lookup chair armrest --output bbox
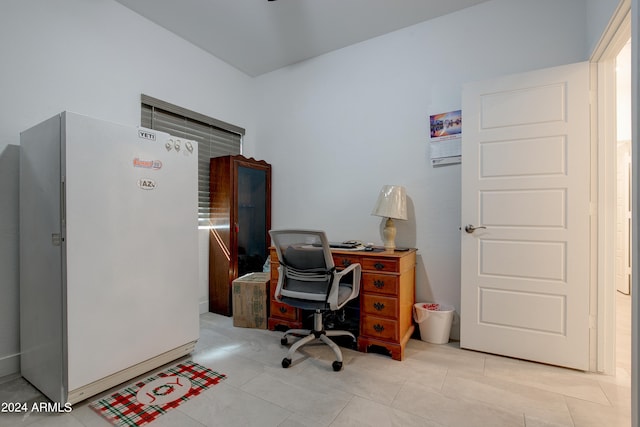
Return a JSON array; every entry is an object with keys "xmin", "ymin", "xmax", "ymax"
[
  {"xmin": 328, "ymin": 262, "xmax": 361, "ymax": 310},
  {"xmin": 274, "ymin": 265, "xmax": 285, "ymax": 302}
]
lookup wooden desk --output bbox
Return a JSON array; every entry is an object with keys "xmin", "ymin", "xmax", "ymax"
[{"xmin": 268, "ymin": 247, "xmax": 417, "ymax": 361}]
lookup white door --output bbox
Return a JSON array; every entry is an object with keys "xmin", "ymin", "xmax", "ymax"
[{"xmin": 460, "ymin": 62, "xmax": 591, "ymax": 370}]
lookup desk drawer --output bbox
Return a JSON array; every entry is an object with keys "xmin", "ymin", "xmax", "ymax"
[
  {"xmin": 362, "ymin": 294, "xmax": 397, "ymax": 318},
  {"xmin": 362, "ymin": 273, "xmax": 399, "ymax": 296},
  {"xmin": 270, "ymin": 300, "xmax": 297, "ymax": 320},
  {"xmin": 362, "ymin": 258, "xmax": 399, "ymax": 273},
  {"xmin": 361, "ymin": 316, "xmax": 398, "ymax": 341},
  {"xmin": 333, "ymin": 255, "xmax": 361, "ymax": 269}
]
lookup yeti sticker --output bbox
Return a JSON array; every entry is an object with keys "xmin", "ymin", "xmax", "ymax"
[{"xmin": 138, "ymin": 130, "xmax": 156, "ymax": 141}]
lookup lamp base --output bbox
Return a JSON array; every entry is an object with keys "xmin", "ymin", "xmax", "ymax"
[{"xmin": 382, "ymin": 217, "xmax": 397, "ymax": 251}]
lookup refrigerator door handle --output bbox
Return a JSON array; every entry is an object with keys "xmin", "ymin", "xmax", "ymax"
[{"xmin": 60, "ymin": 178, "xmax": 66, "ymax": 242}]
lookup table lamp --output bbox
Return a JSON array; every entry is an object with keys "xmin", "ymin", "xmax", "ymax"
[{"xmin": 371, "ymin": 185, "xmax": 407, "ymax": 250}]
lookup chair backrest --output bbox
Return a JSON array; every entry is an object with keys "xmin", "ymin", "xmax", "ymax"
[
  {"xmin": 269, "ymin": 230, "xmax": 335, "ymax": 271},
  {"xmin": 269, "ymin": 230, "xmax": 337, "ymax": 301}
]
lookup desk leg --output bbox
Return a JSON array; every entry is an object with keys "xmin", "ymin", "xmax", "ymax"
[{"xmin": 357, "ymin": 325, "xmax": 414, "ymax": 361}]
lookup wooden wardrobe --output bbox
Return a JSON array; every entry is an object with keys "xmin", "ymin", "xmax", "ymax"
[{"xmin": 208, "ymin": 155, "xmax": 271, "ymax": 316}]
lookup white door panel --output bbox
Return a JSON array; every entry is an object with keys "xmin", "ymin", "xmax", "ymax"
[
  {"xmin": 461, "ymin": 62, "xmax": 591, "ymax": 370},
  {"xmin": 479, "ymin": 136, "xmax": 567, "ymax": 179},
  {"xmin": 480, "ymin": 189, "xmax": 567, "ymax": 228}
]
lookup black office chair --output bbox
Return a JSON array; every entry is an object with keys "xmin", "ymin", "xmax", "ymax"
[{"xmin": 269, "ymin": 229, "xmax": 361, "ymax": 371}]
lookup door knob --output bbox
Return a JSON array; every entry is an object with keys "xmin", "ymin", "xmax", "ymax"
[{"xmin": 464, "ymin": 224, "xmax": 487, "ymax": 233}]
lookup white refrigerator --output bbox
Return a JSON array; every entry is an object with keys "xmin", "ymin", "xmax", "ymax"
[{"xmin": 20, "ymin": 112, "xmax": 200, "ymax": 405}]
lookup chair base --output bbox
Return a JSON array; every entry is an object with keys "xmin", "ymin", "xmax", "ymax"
[{"xmin": 280, "ymin": 310, "xmax": 355, "ymax": 371}]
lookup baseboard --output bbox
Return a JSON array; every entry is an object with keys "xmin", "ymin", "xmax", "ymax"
[
  {"xmin": 0, "ymin": 353, "xmax": 20, "ymax": 379},
  {"xmin": 199, "ymin": 300, "xmax": 208, "ymax": 314}
]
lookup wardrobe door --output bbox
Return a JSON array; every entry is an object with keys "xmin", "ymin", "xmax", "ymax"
[{"xmin": 236, "ymin": 165, "xmax": 269, "ymax": 278}]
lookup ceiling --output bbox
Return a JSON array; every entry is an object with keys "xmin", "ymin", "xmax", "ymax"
[{"xmin": 114, "ymin": 0, "xmax": 490, "ymax": 77}]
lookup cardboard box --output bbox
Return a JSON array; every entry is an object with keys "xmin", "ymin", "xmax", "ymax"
[{"xmin": 232, "ymin": 272, "xmax": 269, "ymax": 329}]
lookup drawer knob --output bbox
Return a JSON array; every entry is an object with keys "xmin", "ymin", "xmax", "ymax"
[
  {"xmin": 373, "ymin": 324, "xmax": 385, "ymax": 333},
  {"xmin": 373, "ymin": 302, "xmax": 385, "ymax": 311},
  {"xmin": 374, "ymin": 262, "xmax": 385, "ymax": 270},
  {"xmin": 279, "ymin": 307, "xmax": 287, "ymax": 314},
  {"xmin": 342, "ymin": 259, "xmax": 352, "ymax": 267},
  {"xmin": 373, "ymin": 280, "xmax": 385, "ymax": 289}
]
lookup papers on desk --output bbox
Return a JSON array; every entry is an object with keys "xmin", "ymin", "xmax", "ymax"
[
  {"xmin": 311, "ymin": 242, "xmax": 367, "ymax": 251},
  {"xmin": 330, "ymin": 243, "xmax": 367, "ymax": 251},
  {"xmin": 328, "ymin": 241, "xmax": 368, "ymax": 251}
]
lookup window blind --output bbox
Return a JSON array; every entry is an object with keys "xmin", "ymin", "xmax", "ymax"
[{"xmin": 141, "ymin": 95, "xmax": 243, "ymax": 227}]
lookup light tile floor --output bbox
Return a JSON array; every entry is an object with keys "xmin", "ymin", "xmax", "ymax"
[{"xmin": 0, "ymin": 297, "xmax": 632, "ymax": 427}]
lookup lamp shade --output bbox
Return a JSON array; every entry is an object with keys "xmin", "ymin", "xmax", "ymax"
[{"xmin": 371, "ymin": 185, "xmax": 408, "ymax": 220}]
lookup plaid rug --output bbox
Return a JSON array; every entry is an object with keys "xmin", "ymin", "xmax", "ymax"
[{"xmin": 90, "ymin": 361, "xmax": 226, "ymax": 427}]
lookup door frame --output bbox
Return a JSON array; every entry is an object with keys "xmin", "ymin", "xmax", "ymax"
[{"xmin": 591, "ymin": 0, "xmax": 631, "ymax": 375}]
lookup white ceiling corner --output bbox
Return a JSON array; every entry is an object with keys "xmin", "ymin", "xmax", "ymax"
[{"xmin": 114, "ymin": 0, "xmax": 490, "ymax": 77}]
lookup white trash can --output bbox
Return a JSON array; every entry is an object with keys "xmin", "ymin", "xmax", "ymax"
[{"xmin": 413, "ymin": 303, "xmax": 454, "ymax": 344}]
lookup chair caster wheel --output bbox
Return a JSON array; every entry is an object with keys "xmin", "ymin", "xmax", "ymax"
[
  {"xmin": 281, "ymin": 337, "xmax": 288, "ymax": 345},
  {"xmin": 332, "ymin": 361, "xmax": 343, "ymax": 371},
  {"xmin": 282, "ymin": 358, "xmax": 291, "ymax": 368}
]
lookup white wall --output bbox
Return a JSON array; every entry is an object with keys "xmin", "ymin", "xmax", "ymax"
[
  {"xmin": 0, "ymin": 0, "xmax": 254, "ymax": 377},
  {"xmin": 253, "ymin": 0, "xmax": 589, "ymax": 339}
]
